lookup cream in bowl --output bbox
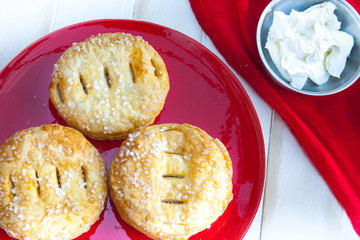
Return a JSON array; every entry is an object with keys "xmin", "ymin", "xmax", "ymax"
[
  {"xmin": 266, "ymin": 2, "xmax": 353, "ymax": 89},
  {"xmin": 257, "ymin": 0, "xmax": 360, "ymax": 95}
]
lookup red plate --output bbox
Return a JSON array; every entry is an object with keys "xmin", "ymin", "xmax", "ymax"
[{"xmin": 0, "ymin": 20, "xmax": 265, "ymax": 240}]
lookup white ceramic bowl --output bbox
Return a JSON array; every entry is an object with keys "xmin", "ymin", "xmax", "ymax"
[{"xmin": 257, "ymin": 0, "xmax": 360, "ymax": 95}]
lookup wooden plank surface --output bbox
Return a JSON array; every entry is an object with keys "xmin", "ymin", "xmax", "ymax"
[
  {"xmin": 261, "ymin": 113, "xmax": 359, "ymax": 240},
  {"xmin": 0, "ymin": 0, "xmax": 56, "ymax": 69}
]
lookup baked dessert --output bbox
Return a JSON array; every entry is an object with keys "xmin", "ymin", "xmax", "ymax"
[
  {"xmin": 109, "ymin": 123, "xmax": 233, "ymax": 240},
  {"xmin": 49, "ymin": 32, "xmax": 169, "ymax": 140},
  {"xmin": 0, "ymin": 124, "xmax": 107, "ymax": 240}
]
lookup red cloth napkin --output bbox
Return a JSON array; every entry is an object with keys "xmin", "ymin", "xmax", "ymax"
[{"xmin": 190, "ymin": 0, "xmax": 360, "ymax": 235}]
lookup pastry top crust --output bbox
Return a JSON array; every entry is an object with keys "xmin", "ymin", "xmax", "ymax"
[
  {"xmin": 109, "ymin": 123, "xmax": 233, "ymax": 240},
  {"xmin": 0, "ymin": 124, "xmax": 108, "ymax": 240},
  {"xmin": 49, "ymin": 32, "xmax": 169, "ymax": 140}
]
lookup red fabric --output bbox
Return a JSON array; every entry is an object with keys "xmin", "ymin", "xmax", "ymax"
[{"xmin": 189, "ymin": 0, "xmax": 360, "ymax": 235}]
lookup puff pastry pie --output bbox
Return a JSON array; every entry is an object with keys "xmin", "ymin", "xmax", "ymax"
[
  {"xmin": 0, "ymin": 124, "xmax": 107, "ymax": 240},
  {"xmin": 109, "ymin": 123, "xmax": 233, "ymax": 240},
  {"xmin": 49, "ymin": 32, "xmax": 169, "ymax": 140}
]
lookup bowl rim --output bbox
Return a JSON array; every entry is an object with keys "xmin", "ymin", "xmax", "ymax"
[{"xmin": 256, "ymin": 0, "xmax": 360, "ymax": 96}]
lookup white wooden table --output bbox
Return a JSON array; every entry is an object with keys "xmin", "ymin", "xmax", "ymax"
[{"xmin": 0, "ymin": 0, "xmax": 358, "ymax": 239}]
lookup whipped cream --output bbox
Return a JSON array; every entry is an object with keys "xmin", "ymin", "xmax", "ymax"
[{"xmin": 265, "ymin": 2, "xmax": 354, "ymax": 89}]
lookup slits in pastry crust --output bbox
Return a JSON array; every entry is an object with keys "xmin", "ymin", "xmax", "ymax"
[
  {"xmin": 49, "ymin": 32, "xmax": 169, "ymax": 140},
  {"xmin": 0, "ymin": 124, "xmax": 107, "ymax": 240},
  {"xmin": 109, "ymin": 123, "xmax": 233, "ymax": 240}
]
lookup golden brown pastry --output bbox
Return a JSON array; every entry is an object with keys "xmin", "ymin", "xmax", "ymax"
[
  {"xmin": 49, "ymin": 32, "xmax": 169, "ymax": 140},
  {"xmin": 0, "ymin": 124, "xmax": 107, "ymax": 240},
  {"xmin": 109, "ymin": 123, "xmax": 233, "ymax": 240}
]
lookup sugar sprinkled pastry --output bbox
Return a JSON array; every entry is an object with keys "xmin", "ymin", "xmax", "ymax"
[
  {"xmin": 0, "ymin": 124, "xmax": 107, "ymax": 240},
  {"xmin": 109, "ymin": 123, "xmax": 233, "ymax": 240},
  {"xmin": 49, "ymin": 32, "xmax": 169, "ymax": 140}
]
